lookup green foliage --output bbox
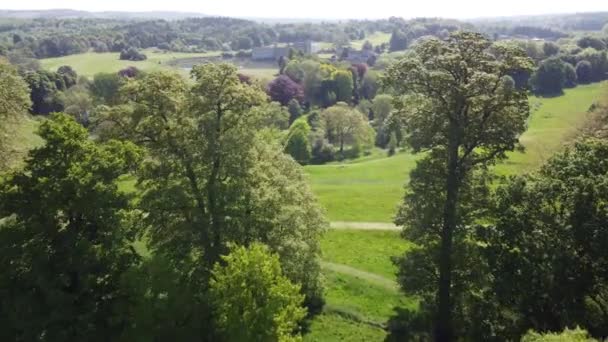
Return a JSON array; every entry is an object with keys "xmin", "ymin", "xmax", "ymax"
[
  {"xmin": 288, "ymin": 98, "xmax": 303, "ymax": 125},
  {"xmin": 320, "ymin": 103, "xmax": 373, "ymax": 158},
  {"xmin": 95, "ymin": 64, "xmax": 327, "ymax": 321},
  {"xmin": 522, "ymin": 327, "xmax": 597, "ymax": 342},
  {"xmin": 285, "ymin": 119, "xmax": 312, "ymax": 165},
  {"xmin": 387, "ymin": 132, "xmax": 397, "ymax": 156},
  {"xmin": 90, "ymin": 72, "xmax": 123, "ymax": 105},
  {"xmin": 0, "ymin": 59, "xmax": 31, "ymax": 168},
  {"xmin": 389, "ymin": 29, "xmax": 408, "ymax": 52},
  {"xmin": 530, "ymin": 57, "xmax": 569, "ymax": 95},
  {"xmin": 384, "ymin": 31, "xmax": 532, "ymax": 339},
  {"xmin": 542, "ymin": 41, "xmax": 560, "ymax": 57},
  {"xmin": 333, "ymin": 69, "xmax": 354, "ymax": 103},
  {"xmin": 483, "ymin": 139, "xmax": 608, "ymax": 338},
  {"xmin": 0, "ymin": 113, "xmax": 142, "ymax": 341},
  {"xmin": 210, "ymin": 243, "xmax": 307, "ymax": 342},
  {"xmin": 23, "ymin": 69, "xmax": 65, "ymax": 114}
]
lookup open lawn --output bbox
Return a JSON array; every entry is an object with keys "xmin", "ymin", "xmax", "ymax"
[
  {"xmin": 321, "ymin": 229, "xmax": 410, "ymax": 279},
  {"xmin": 40, "ymin": 49, "xmax": 221, "ymax": 77},
  {"xmin": 306, "ymin": 82, "xmax": 608, "ymax": 222},
  {"xmin": 303, "ymin": 313, "xmax": 386, "ymax": 342},
  {"xmin": 40, "ymin": 50, "xmax": 278, "ymax": 81}
]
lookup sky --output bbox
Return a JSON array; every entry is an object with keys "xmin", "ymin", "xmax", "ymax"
[{"xmin": 1, "ymin": 0, "xmax": 607, "ymax": 19}]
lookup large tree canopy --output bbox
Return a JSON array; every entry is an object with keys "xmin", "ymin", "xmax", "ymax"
[
  {"xmin": 384, "ymin": 31, "xmax": 532, "ymax": 340},
  {"xmin": 95, "ymin": 64, "xmax": 327, "ymax": 330},
  {"xmin": 0, "ymin": 114, "xmax": 142, "ymax": 341}
]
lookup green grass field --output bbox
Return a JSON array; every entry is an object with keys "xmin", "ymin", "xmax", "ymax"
[
  {"xmin": 306, "ymin": 82, "xmax": 607, "ymax": 222},
  {"xmin": 40, "ymin": 49, "xmax": 278, "ymax": 81},
  {"xmin": 303, "ymin": 228, "xmax": 416, "ymax": 341},
  {"xmin": 40, "ymin": 49, "xmax": 220, "ymax": 77},
  {"xmin": 351, "ymin": 32, "xmax": 392, "ymax": 50},
  {"xmin": 321, "ymin": 229, "xmax": 410, "ymax": 279}
]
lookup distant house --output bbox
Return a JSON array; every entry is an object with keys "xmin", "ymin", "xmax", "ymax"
[
  {"xmin": 336, "ymin": 48, "xmax": 376, "ymax": 64},
  {"xmin": 252, "ymin": 41, "xmax": 320, "ymax": 61}
]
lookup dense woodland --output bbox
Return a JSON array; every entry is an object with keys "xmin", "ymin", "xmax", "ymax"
[{"xmin": 1, "ymin": 9, "xmax": 608, "ymax": 342}]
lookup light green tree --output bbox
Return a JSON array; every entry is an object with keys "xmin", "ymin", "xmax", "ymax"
[
  {"xmin": 285, "ymin": 119, "xmax": 312, "ymax": 164},
  {"xmin": 95, "ymin": 64, "xmax": 327, "ymax": 322},
  {"xmin": 333, "ymin": 69, "xmax": 354, "ymax": 103},
  {"xmin": 321, "ymin": 102, "xmax": 373, "ymax": 157},
  {"xmin": 210, "ymin": 243, "xmax": 306, "ymax": 342}
]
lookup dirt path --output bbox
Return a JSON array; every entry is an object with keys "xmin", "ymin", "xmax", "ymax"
[
  {"xmin": 321, "ymin": 261, "xmax": 399, "ymax": 291},
  {"xmin": 330, "ymin": 221, "xmax": 400, "ymax": 230}
]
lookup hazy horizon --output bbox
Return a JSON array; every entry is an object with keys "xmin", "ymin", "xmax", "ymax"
[{"xmin": 1, "ymin": 0, "xmax": 607, "ymax": 20}]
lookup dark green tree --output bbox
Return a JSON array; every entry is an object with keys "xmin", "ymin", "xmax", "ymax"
[
  {"xmin": 483, "ymin": 139, "xmax": 608, "ymax": 339},
  {"xmin": 384, "ymin": 31, "xmax": 532, "ymax": 340},
  {"xmin": 0, "ymin": 114, "xmax": 142, "ymax": 341},
  {"xmin": 530, "ymin": 57, "xmax": 568, "ymax": 96}
]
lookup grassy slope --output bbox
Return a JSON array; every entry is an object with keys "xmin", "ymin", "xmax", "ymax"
[
  {"xmin": 304, "ymin": 228, "xmax": 415, "ymax": 341},
  {"xmin": 321, "ymin": 229, "xmax": 410, "ymax": 279},
  {"xmin": 306, "ymin": 82, "xmax": 607, "ymax": 222},
  {"xmin": 3, "ymin": 116, "xmax": 43, "ymax": 168},
  {"xmin": 303, "ymin": 313, "xmax": 386, "ymax": 342}
]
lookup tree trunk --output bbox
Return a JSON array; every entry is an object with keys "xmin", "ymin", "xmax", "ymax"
[{"xmin": 435, "ymin": 122, "xmax": 460, "ymax": 342}]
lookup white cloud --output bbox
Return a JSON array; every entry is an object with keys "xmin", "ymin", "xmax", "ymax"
[{"xmin": 2, "ymin": 0, "xmax": 606, "ymax": 19}]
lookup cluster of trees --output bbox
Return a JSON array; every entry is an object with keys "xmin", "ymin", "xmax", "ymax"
[
  {"xmin": 507, "ymin": 35, "xmax": 608, "ymax": 96},
  {"xmin": 383, "ymin": 31, "xmax": 608, "ymax": 341},
  {"xmin": 119, "ymin": 46, "xmax": 146, "ymax": 61},
  {"xmin": 0, "ymin": 62, "xmax": 328, "ymax": 340}
]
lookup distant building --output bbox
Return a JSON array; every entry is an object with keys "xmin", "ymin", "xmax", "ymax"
[
  {"xmin": 252, "ymin": 41, "xmax": 320, "ymax": 61},
  {"xmin": 335, "ymin": 48, "xmax": 376, "ymax": 64}
]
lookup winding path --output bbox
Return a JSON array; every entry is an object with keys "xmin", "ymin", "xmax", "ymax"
[{"xmin": 330, "ymin": 221, "xmax": 400, "ymax": 230}]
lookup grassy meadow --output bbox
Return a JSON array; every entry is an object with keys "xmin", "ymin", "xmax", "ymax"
[
  {"xmin": 305, "ymin": 82, "xmax": 608, "ymax": 222},
  {"xmin": 40, "ymin": 49, "xmax": 278, "ymax": 81}
]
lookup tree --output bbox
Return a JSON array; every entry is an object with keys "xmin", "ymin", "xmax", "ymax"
[
  {"xmin": 564, "ymin": 62, "xmax": 577, "ymax": 88},
  {"xmin": 267, "ymin": 75, "xmax": 304, "ymax": 106},
  {"xmin": 118, "ymin": 66, "xmax": 141, "ymax": 78},
  {"xmin": 0, "ymin": 59, "xmax": 31, "ymax": 169},
  {"xmin": 360, "ymin": 70, "xmax": 379, "ymax": 100},
  {"xmin": 384, "ymin": 31, "xmax": 532, "ymax": 340},
  {"xmin": 577, "ymin": 36, "xmax": 607, "ymax": 51},
  {"xmin": 370, "ymin": 94, "xmax": 394, "ymax": 147},
  {"xmin": 90, "ymin": 72, "xmax": 123, "ymax": 105},
  {"xmin": 288, "ymin": 98, "xmax": 303, "ymax": 125},
  {"xmin": 59, "ymin": 84, "xmax": 94, "ymax": 125},
  {"xmin": 57, "ymin": 65, "xmax": 78, "ymax": 88},
  {"xmin": 321, "ymin": 102, "xmax": 373, "ymax": 157},
  {"xmin": 285, "ymin": 119, "xmax": 312, "ymax": 165},
  {"xmin": 210, "ymin": 243, "xmax": 306, "ymax": 342},
  {"xmin": 542, "ymin": 41, "xmax": 560, "ymax": 57},
  {"xmin": 576, "ymin": 60, "xmax": 593, "ymax": 84},
  {"xmin": 95, "ymin": 65, "xmax": 326, "ymax": 329},
  {"xmin": 0, "ymin": 114, "xmax": 141, "ymax": 341},
  {"xmin": 278, "ymin": 55, "xmax": 289, "ymax": 75},
  {"xmin": 389, "ymin": 29, "xmax": 409, "ymax": 52},
  {"xmin": 530, "ymin": 57, "xmax": 568, "ymax": 96},
  {"xmin": 483, "ymin": 139, "xmax": 608, "ymax": 339},
  {"xmin": 119, "ymin": 47, "xmax": 147, "ymax": 61},
  {"xmin": 24, "ymin": 70, "xmax": 65, "ymax": 115},
  {"xmin": 333, "ymin": 69, "xmax": 354, "ymax": 103}
]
